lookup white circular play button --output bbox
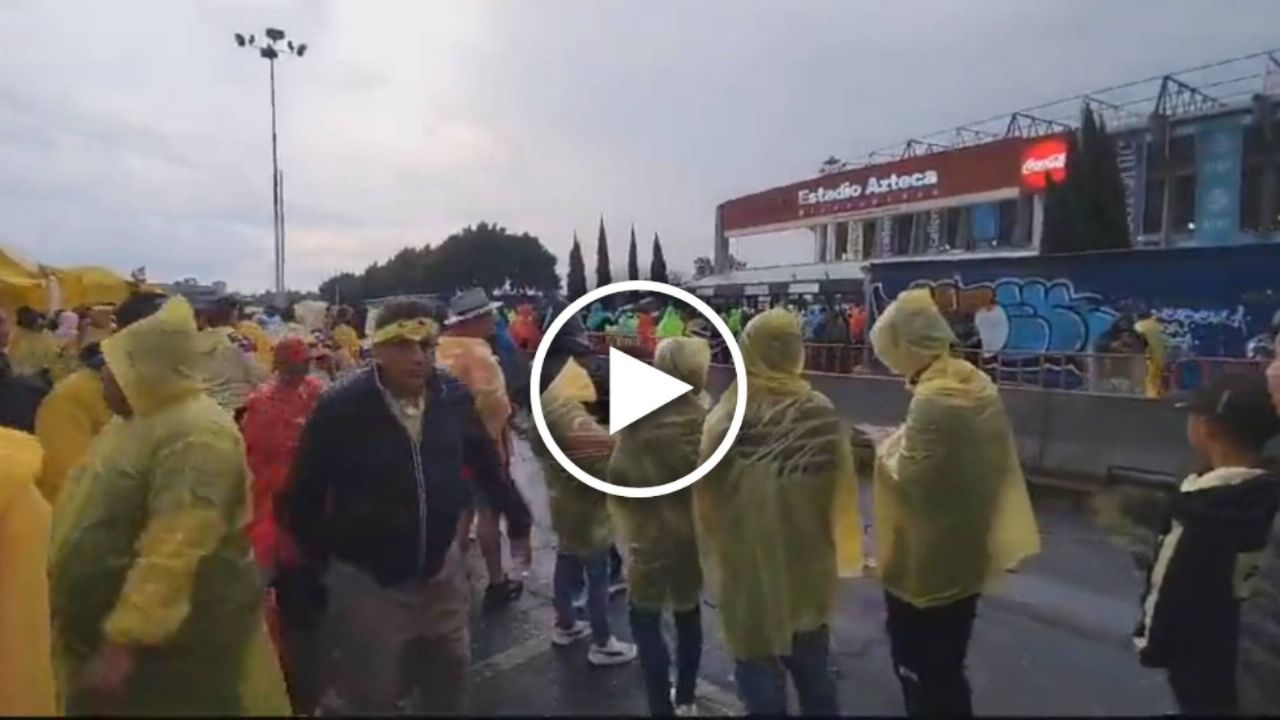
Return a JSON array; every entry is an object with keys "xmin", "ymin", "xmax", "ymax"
[{"xmin": 529, "ymin": 280, "xmax": 748, "ymax": 499}]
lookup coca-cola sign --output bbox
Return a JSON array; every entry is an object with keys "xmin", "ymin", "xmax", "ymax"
[{"xmin": 1020, "ymin": 137, "xmax": 1068, "ymax": 190}]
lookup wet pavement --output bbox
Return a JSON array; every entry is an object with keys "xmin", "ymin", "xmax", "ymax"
[{"xmin": 455, "ymin": 429, "xmax": 1176, "ymax": 716}]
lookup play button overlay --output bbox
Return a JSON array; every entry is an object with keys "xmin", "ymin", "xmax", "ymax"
[
  {"xmin": 608, "ymin": 347, "xmax": 694, "ymax": 435},
  {"xmin": 529, "ymin": 280, "xmax": 747, "ymax": 499}
]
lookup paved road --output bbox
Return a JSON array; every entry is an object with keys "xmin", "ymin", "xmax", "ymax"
[{"xmin": 454, "ymin": 432, "xmax": 1175, "ymax": 716}]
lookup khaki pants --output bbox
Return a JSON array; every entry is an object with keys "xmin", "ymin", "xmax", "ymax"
[{"xmin": 321, "ymin": 546, "xmax": 471, "ymax": 715}]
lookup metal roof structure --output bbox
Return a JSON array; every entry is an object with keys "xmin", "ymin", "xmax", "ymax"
[{"xmin": 816, "ymin": 48, "xmax": 1280, "ymax": 177}]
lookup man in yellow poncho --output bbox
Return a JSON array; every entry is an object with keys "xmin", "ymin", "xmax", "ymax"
[
  {"xmin": 330, "ymin": 305, "xmax": 363, "ymax": 365},
  {"xmin": 0, "ymin": 427, "xmax": 57, "ymax": 715},
  {"xmin": 34, "ymin": 291, "xmax": 167, "ymax": 505},
  {"xmin": 8, "ymin": 305, "xmax": 60, "ymax": 379},
  {"xmin": 607, "ymin": 337, "xmax": 711, "ymax": 715},
  {"xmin": 696, "ymin": 308, "xmax": 863, "ymax": 715},
  {"xmin": 48, "ymin": 297, "xmax": 289, "ymax": 716},
  {"xmin": 236, "ymin": 315, "xmax": 275, "ymax": 369},
  {"xmin": 193, "ymin": 297, "xmax": 269, "ymax": 419},
  {"xmin": 532, "ymin": 312, "xmax": 637, "ymax": 667},
  {"xmin": 870, "ymin": 289, "xmax": 1040, "ymax": 717},
  {"xmin": 1134, "ymin": 312, "xmax": 1166, "ymax": 399}
]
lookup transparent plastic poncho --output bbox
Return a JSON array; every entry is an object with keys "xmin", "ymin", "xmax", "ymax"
[
  {"xmin": 870, "ymin": 289, "xmax": 1041, "ymax": 608},
  {"xmin": 533, "ymin": 357, "xmax": 615, "ymax": 555},
  {"xmin": 696, "ymin": 309, "xmax": 863, "ymax": 660},
  {"xmin": 607, "ymin": 338, "xmax": 709, "ymax": 611},
  {"xmin": 48, "ymin": 298, "xmax": 289, "ymax": 715}
]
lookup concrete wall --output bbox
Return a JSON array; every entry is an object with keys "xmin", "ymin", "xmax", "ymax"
[{"xmin": 706, "ymin": 366, "xmax": 1193, "ymax": 483}]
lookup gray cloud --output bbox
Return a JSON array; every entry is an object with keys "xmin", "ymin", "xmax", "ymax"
[{"xmin": 1, "ymin": 0, "xmax": 1277, "ymax": 291}]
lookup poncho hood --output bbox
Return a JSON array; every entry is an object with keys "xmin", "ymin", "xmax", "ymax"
[
  {"xmin": 101, "ymin": 297, "xmax": 203, "ymax": 417},
  {"xmin": 870, "ymin": 288, "xmax": 957, "ymax": 378}
]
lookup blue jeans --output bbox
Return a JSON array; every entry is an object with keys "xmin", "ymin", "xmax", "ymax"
[
  {"xmin": 553, "ymin": 550, "xmax": 611, "ymax": 645},
  {"xmin": 630, "ymin": 605, "xmax": 703, "ymax": 715},
  {"xmin": 733, "ymin": 625, "xmax": 837, "ymax": 715}
]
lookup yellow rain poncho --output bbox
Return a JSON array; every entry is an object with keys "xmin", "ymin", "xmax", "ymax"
[
  {"xmin": 1134, "ymin": 316, "xmax": 1166, "ymax": 399},
  {"xmin": 533, "ymin": 358, "xmax": 615, "ymax": 555},
  {"xmin": 236, "ymin": 320, "xmax": 274, "ymax": 368},
  {"xmin": 332, "ymin": 322, "xmax": 361, "ymax": 361},
  {"xmin": 437, "ymin": 335, "xmax": 512, "ymax": 463},
  {"xmin": 8, "ymin": 325, "xmax": 61, "ymax": 377},
  {"xmin": 607, "ymin": 338, "xmax": 709, "ymax": 611},
  {"xmin": 696, "ymin": 309, "xmax": 863, "ymax": 660},
  {"xmin": 870, "ymin": 289, "xmax": 1040, "ymax": 609},
  {"xmin": 0, "ymin": 428, "xmax": 57, "ymax": 715},
  {"xmin": 34, "ymin": 367, "xmax": 112, "ymax": 504},
  {"xmin": 49, "ymin": 297, "xmax": 289, "ymax": 716},
  {"xmin": 193, "ymin": 326, "xmax": 269, "ymax": 413}
]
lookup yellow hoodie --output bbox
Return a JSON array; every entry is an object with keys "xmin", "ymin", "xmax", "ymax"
[{"xmin": 0, "ymin": 428, "xmax": 57, "ymax": 715}]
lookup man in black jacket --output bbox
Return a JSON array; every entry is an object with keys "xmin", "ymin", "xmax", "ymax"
[
  {"xmin": 0, "ymin": 309, "xmax": 49, "ymax": 431},
  {"xmin": 281, "ymin": 300, "xmax": 503, "ymax": 715}
]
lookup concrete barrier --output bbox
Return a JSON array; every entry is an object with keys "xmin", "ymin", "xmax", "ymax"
[{"xmin": 706, "ymin": 366, "xmax": 1194, "ymax": 484}]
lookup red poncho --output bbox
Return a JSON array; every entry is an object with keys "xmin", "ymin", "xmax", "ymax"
[{"xmin": 241, "ymin": 375, "xmax": 325, "ymax": 571}]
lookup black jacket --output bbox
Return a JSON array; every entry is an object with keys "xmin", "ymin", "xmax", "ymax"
[
  {"xmin": 282, "ymin": 365, "xmax": 500, "ymax": 587},
  {"xmin": 1135, "ymin": 467, "xmax": 1280, "ymax": 670},
  {"xmin": 0, "ymin": 353, "xmax": 49, "ymax": 432}
]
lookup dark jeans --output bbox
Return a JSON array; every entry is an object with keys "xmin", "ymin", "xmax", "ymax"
[
  {"xmin": 630, "ymin": 605, "xmax": 703, "ymax": 715},
  {"xmin": 553, "ymin": 550, "xmax": 611, "ymax": 644},
  {"xmin": 733, "ymin": 625, "xmax": 837, "ymax": 716},
  {"xmin": 1167, "ymin": 657, "xmax": 1237, "ymax": 716},
  {"xmin": 273, "ymin": 566, "xmax": 327, "ymax": 714},
  {"xmin": 884, "ymin": 590, "xmax": 979, "ymax": 717}
]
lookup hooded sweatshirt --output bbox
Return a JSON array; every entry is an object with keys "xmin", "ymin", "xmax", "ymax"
[
  {"xmin": 1135, "ymin": 467, "xmax": 1280, "ymax": 670},
  {"xmin": 0, "ymin": 428, "xmax": 56, "ymax": 715}
]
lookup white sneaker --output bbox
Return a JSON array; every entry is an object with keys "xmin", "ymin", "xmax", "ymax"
[
  {"xmin": 672, "ymin": 689, "xmax": 699, "ymax": 716},
  {"xmin": 551, "ymin": 620, "xmax": 592, "ymax": 647},
  {"xmin": 587, "ymin": 636, "xmax": 637, "ymax": 667}
]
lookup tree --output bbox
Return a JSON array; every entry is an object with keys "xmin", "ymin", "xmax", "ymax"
[
  {"xmin": 567, "ymin": 233, "xmax": 587, "ymax": 301},
  {"xmin": 693, "ymin": 256, "xmax": 714, "ymax": 279},
  {"xmin": 594, "ymin": 216, "xmax": 612, "ymax": 289},
  {"xmin": 316, "ymin": 221, "xmax": 560, "ymax": 304},
  {"xmin": 1042, "ymin": 104, "xmax": 1131, "ymax": 255},
  {"xmin": 650, "ymin": 232, "xmax": 668, "ymax": 284},
  {"xmin": 627, "ymin": 225, "xmax": 640, "ymax": 281}
]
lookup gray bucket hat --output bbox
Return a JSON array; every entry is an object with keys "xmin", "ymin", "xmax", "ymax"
[{"xmin": 445, "ymin": 287, "xmax": 503, "ymax": 326}]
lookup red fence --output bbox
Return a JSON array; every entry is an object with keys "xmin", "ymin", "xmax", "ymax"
[{"xmin": 584, "ymin": 332, "xmax": 1266, "ymax": 398}]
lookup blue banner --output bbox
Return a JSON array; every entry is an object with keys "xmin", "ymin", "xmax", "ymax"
[{"xmin": 1195, "ymin": 118, "xmax": 1243, "ymax": 245}]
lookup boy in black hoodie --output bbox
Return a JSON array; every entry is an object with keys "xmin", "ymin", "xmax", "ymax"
[{"xmin": 1134, "ymin": 371, "xmax": 1280, "ymax": 715}]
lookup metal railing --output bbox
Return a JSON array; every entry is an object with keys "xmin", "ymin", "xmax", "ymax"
[{"xmin": 583, "ymin": 332, "xmax": 1267, "ymax": 398}]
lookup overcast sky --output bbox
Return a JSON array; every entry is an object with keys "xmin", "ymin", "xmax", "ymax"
[{"xmin": 1, "ymin": 1, "xmax": 1277, "ymax": 292}]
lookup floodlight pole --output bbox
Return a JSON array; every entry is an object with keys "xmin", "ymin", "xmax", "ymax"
[{"xmin": 235, "ymin": 29, "xmax": 305, "ymax": 306}]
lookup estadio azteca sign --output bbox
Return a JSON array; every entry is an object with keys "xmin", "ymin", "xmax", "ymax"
[
  {"xmin": 720, "ymin": 136, "xmax": 1058, "ymax": 234},
  {"xmin": 798, "ymin": 169, "xmax": 940, "ymax": 206}
]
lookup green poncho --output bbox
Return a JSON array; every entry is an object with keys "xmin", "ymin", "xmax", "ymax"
[
  {"xmin": 870, "ymin": 289, "xmax": 1041, "ymax": 608},
  {"xmin": 607, "ymin": 338, "xmax": 709, "ymax": 611},
  {"xmin": 696, "ymin": 309, "xmax": 863, "ymax": 660},
  {"xmin": 656, "ymin": 306, "xmax": 685, "ymax": 339},
  {"xmin": 533, "ymin": 358, "xmax": 615, "ymax": 555},
  {"xmin": 49, "ymin": 298, "xmax": 289, "ymax": 716}
]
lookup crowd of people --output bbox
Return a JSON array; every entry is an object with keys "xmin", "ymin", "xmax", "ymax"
[{"xmin": 0, "ymin": 283, "xmax": 1278, "ymax": 716}]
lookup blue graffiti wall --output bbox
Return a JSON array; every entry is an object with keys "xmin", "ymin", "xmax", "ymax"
[{"xmin": 868, "ymin": 243, "xmax": 1280, "ymax": 359}]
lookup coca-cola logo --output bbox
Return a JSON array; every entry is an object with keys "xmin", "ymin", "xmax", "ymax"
[
  {"xmin": 1020, "ymin": 137, "xmax": 1069, "ymax": 190},
  {"xmin": 1022, "ymin": 153, "xmax": 1066, "ymax": 175}
]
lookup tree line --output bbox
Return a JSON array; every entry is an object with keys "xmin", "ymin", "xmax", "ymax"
[
  {"xmin": 318, "ymin": 222, "xmax": 561, "ymax": 304},
  {"xmin": 565, "ymin": 217, "xmax": 673, "ymax": 300}
]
